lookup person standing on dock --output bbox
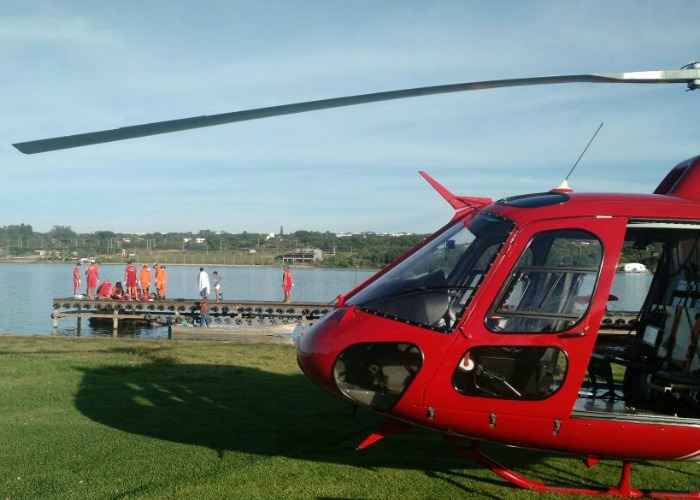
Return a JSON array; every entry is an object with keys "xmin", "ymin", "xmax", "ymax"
[
  {"xmin": 282, "ymin": 266, "xmax": 294, "ymax": 303},
  {"xmin": 153, "ymin": 264, "xmax": 161, "ymax": 298},
  {"xmin": 140, "ymin": 264, "xmax": 152, "ymax": 299},
  {"xmin": 199, "ymin": 297, "xmax": 210, "ymax": 327},
  {"xmin": 213, "ymin": 271, "xmax": 222, "ymax": 303},
  {"xmin": 124, "ymin": 260, "xmax": 138, "ymax": 300},
  {"xmin": 158, "ymin": 266, "xmax": 168, "ymax": 299},
  {"xmin": 72, "ymin": 262, "xmax": 81, "ymax": 297},
  {"xmin": 86, "ymin": 260, "xmax": 99, "ymax": 300},
  {"xmin": 198, "ymin": 267, "xmax": 210, "ymax": 298}
]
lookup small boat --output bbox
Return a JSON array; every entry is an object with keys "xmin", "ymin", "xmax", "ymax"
[{"xmin": 619, "ymin": 262, "xmax": 647, "ymax": 273}]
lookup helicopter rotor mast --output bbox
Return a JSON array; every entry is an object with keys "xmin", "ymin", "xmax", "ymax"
[{"xmin": 12, "ymin": 63, "xmax": 700, "ymax": 155}]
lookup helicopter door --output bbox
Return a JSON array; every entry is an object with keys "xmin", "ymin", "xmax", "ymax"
[{"xmin": 423, "ymin": 216, "xmax": 626, "ymax": 438}]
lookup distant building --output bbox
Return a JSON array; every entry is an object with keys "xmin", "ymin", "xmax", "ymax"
[
  {"xmin": 280, "ymin": 248, "xmax": 323, "ymax": 264},
  {"xmin": 195, "ymin": 237, "xmax": 206, "ymax": 244}
]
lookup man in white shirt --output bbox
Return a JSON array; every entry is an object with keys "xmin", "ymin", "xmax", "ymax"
[{"xmin": 198, "ymin": 267, "xmax": 210, "ymax": 298}]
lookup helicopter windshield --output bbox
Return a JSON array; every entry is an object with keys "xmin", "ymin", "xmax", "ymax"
[{"xmin": 348, "ymin": 213, "xmax": 514, "ymax": 331}]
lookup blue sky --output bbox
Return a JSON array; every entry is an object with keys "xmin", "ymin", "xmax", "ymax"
[{"xmin": 3, "ymin": 1, "xmax": 699, "ymax": 233}]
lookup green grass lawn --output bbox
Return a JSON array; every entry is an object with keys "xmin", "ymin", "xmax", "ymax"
[{"xmin": 0, "ymin": 337, "xmax": 697, "ymax": 499}]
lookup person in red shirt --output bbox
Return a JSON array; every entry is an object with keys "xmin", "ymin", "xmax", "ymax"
[
  {"xmin": 124, "ymin": 261, "xmax": 138, "ymax": 300},
  {"xmin": 97, "ymin": 280, "xmax": 113, "ymax": 298},
  {"xmin": 72, "ymin": 262, "xmax": 81, "ymax": 297},
  {"xmin": 282, "ymin": 266, "xmax": 294, "ymax": 303},
  {"xmin": 86, "ymin": 260, "xmax": 99, "ymax": 300}
]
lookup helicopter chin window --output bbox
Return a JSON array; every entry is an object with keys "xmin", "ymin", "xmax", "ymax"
[{"xmin": 333, "ymin": 343, "xmax": 423, "ymax": 411}]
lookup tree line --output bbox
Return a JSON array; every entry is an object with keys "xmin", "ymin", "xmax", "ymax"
[{"xmin": 0, "ymin": 224, "xmax": 425, "ymax": 268}]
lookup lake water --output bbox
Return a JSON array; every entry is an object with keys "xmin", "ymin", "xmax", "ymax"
[
  {"xmin": 0, "ymin": 263, "xmax": 652, "ymax": 338},
  {"xmin": 608, "ymin": 271, "xmax": 653, "ymax": 313},
  {"xmin": 0, "ymin": 263, "xmax": 374, "ymax": 337}
]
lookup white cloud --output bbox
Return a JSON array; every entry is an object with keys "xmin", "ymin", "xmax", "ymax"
[{"xmin": 0, "ymin": 15, "xmax": 120, "ymax": 46}]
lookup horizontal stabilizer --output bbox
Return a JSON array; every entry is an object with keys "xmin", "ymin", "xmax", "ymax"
[{"xmin": 419, "ymin": 171, "xmax": 492, "ymax": 210}]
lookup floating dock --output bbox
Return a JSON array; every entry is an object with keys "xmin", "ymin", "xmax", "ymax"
[
  {"xmin": 52, "ymin": 297, "xmax": 638, "ymax": 340},
  {"xmin": 51, "ymin": 297, "xmax": 331, "ymax": 338}
]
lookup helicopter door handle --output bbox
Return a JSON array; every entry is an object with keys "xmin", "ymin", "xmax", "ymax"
[{"xmin": 558, "ymin": 331, "xmax": 586, "ymax": 338}]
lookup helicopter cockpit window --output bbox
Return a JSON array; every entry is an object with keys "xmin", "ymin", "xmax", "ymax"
[
  {"xmin": 348, "ymin": 213, "xmax": 514, "ymax": 332},
  {"xmin": 487, "ymin": 229, "xmax": 603, "ymax": 333}
]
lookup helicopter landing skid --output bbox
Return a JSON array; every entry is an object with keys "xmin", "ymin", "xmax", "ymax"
[{"xmin": 455, "ymin": 443, "xmax": 700, "ymax": 499}]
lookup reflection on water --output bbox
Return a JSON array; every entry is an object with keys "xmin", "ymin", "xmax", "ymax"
[{"xmin": 0, "ymin": 263, "xmax": 374, "ymax": 337}]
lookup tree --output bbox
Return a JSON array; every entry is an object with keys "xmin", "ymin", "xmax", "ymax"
[{"xmin": 49, "ymin": 225, "xmax": 77, "ymax": 241}]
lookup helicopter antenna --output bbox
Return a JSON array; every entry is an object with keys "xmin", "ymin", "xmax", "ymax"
[
  {"xmin": 556, "ymin": 122, "xmax": 604, "ymax": 191},
  {"xmin": 566, "ymin": 121, "xmax": 604, "ymax": 181}
]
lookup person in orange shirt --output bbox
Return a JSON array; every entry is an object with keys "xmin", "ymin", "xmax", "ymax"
[
  {"xmin": 157, "ymin": 265, "xmax": 167, "ymax": 299},
  {"xmin": 140, "ymin": 264, "xmax": 152, "ymax": 300}
]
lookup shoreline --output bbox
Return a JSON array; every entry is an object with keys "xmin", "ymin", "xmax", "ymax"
[{"xmin": 0, "ymin": 260, "xmax": 378, "ymax": 272}]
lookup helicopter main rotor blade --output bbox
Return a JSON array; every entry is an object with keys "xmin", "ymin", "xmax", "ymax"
[{"xmin": 13, "ymin": 67, "xmax": 700, "ymax": 154}]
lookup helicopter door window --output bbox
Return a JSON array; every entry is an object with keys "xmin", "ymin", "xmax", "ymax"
[
  {"xmin": 487, "ymin": 229, "xmax": 603, "ymax": 333},
  {"xmin": 453, "ymin": 346, "xmax": 568, "ymax": 400}
]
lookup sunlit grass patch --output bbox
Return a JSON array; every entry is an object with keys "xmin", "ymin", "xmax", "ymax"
[{"xmin": 0, "ymin": 336, "xmax": 697, "ymax": 498}]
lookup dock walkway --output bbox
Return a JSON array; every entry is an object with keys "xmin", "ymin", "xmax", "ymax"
[{"xmin": 52, "ymin": 297, "xmax": 331, "ymax": 337}]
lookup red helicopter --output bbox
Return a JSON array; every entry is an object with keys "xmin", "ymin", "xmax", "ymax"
[{"xmin": 15, "ymin": 62, "xmax": 700, "ymax": 498}]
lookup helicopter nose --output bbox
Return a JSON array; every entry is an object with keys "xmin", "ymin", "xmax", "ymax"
[
  {"xmin": 297, "ymin": 307, "xmax": 424, "ymax": 411},
  {"xmin": 296, "ymin": 308, "xmax": 348, "ymax": 394}
]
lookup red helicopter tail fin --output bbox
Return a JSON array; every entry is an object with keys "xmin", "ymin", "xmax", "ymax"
[
  {"xmin": 654, "ymin": 155, "xmax": 700, "ymax": 202},
  {"xmin": 419, "ymin": 171, "xmax": 492, "ymax": 210}
]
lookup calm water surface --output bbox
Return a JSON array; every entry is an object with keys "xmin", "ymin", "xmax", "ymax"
[
  {"xmin": 0, "ymin": 264, "xmax": 651, "ymax": 338},
  {"xmin": 0, "ymin": 263, "xmax": 374, "ymax": 337}
]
